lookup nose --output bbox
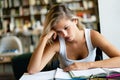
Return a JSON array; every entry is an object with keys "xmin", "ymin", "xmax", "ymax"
[{"xmin": 61, "ymin": 30, "xmax": 68, "ymax": 37}]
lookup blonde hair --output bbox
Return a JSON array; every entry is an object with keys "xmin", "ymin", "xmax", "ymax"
[{"xmin": 41, "ymin": 4, "xmax": 85, "ymax": 44}]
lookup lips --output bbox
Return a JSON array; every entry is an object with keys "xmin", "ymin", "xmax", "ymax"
[{"xmin": 65, "ymin": 37, "xmax": 70, "ymax": 41}]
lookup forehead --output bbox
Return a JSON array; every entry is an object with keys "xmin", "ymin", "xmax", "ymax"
[{"xmin": 53, "ymin": 18, "xmax": 71, "ymax": 30}]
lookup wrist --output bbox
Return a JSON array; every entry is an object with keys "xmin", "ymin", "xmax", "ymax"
[
  {"xmin": 38, "ymin": 37, "xmax": 48, "ymax": 46},
  {"xmin": 40, "ymin": 36, "xmax": 49, "ymax": 42}
]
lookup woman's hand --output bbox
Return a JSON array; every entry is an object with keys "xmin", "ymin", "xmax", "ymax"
[
  {"xmin": 44, "ymin": 30, "xmax": 57, "ymax": 40},
  {"xmin": 63, "ymin": 62, "xmax": 92, "ymax": 71}
]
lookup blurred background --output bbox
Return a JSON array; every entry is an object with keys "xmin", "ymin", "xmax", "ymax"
[{"xmin": 0, "ymin": 0, "xmax": 120, "ymax": 80}]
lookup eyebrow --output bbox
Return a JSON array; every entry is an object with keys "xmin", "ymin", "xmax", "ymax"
[
  {"xmin": 53, "ymin": 24, "xmax": 67, "ymax": 31},
  {"xmin": 64, "ymin": 25, "xmax": 68, "ymax": 27}
]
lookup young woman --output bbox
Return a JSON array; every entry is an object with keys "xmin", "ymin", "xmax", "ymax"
[{"xmin": 27, "ymin": 4, "xmax": 120, "ymax": 74}]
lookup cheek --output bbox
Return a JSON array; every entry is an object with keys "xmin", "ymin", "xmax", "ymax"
[
  {"xmin": 69, "ymin": 28, "xmax": 75, "ymax": 36},
  {"xmin": 68, "ymin": 29, "xmax": 72, "ymax": 36}
]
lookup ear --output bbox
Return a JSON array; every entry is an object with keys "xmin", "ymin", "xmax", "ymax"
[{"xmin": 72, "ymin": 18, "xmax": 78, "ymax": 24}]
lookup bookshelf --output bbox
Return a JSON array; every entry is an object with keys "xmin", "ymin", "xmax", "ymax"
[{"xmin": 0, "ymin": 0, "xmax": 99, "ymax": 53}]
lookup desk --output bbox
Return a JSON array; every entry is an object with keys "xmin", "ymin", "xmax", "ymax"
[
  {"xmin": 0, "ymin": 56, "xmax": 11, "ymax": 72},
  {"xmin": 0, "ymin": 53, "xmax": 20, "ymax": 80},
  {"xmin": 0, "ymin": 53, "xmax": 21, "ymax": 63},
  {"xmin": 0, "ymin": 56, "xmax": 11, "ymax": 64}
]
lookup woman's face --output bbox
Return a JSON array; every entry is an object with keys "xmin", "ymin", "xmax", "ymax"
[{"xmin": 54, "ymin": 18, "xmax": 77, "ymax": 42}]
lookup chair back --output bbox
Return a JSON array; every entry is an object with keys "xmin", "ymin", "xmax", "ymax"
[
  {"xmin": 0, "ymin": 35, "xmax": 23, "ymax": 54},
  {"xmin": 95, "ymin": 47, "xmax": 103, "ymax": 61}
]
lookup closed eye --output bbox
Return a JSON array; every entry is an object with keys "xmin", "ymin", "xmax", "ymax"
[{"xmin": 64, "ymin": 26, "xmax": 69, "ymax": 30}]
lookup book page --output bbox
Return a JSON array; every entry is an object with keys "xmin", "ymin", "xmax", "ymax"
[
  {"xmin": 19, "ymin": 70, "xmax": 56, "ymax": 80},
  {"xmin": 70, "ymin": 68, "xmax": 106, "ymax": 78},
  {"xmin": 55, "ymin": 68, "xmax": 72, "ymax": 79},
  {"xmin": 102, "ymin": 68, "xmax": 120, "ymax": 75}
]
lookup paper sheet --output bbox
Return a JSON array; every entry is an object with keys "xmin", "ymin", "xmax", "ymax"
[
  {"xmin": 19, "ymin": 70, "xmax": 56, "ymax": 80},
  {"xmin": 55, "ymin": 68, "xmax": 71, "ymax": 79}
]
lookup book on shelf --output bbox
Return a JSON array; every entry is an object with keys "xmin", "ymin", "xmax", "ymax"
[{"xmin": 19, "ymin": 67, "xmax": 120, "ymax": 80}]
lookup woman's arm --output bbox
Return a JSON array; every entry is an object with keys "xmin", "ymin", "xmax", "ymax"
[
  {"xmin": 27, "ymin": 30, "xmax": 59, "ymax": 74},
  {"xmin": 90, "ymin": 30, "xmax": 120, "ymax": 68},
  {"xmin": 64, "ymin": 30, "xmax": 120, "ymax": 71}
]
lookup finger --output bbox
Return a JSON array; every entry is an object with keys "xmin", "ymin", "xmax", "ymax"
[
  {"xmin": 50, "ymin": 30, "xmax": 57, "ymax": 40},
  {"xmin": 63, "ymin": 65, "xmax": 73, "ymax": 72},
  {"xmin": 63, "ymin": 67, "xmax": 70, "ymax": 72},
  {"xmin": 47, "ymin": 30, "xmax": 55, "ymax": 39},
  {"xmin": 53, "ymin": 32, "xmax": 57, "ymax": 40}
]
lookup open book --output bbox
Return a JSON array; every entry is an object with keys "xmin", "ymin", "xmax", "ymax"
[
  {"xmin": 19, "ymin": 68, "xmax": 72, "ymax": 80},
  {"xmin": 69, "ymin": 68, "xmax": 120, "ymax": 79},
  {"xmin": 19, "ymin": 69, "xmax": 56, "ymax": 80},
  {"xmin": 19, "ymin": 67, "xmax": 120, "ymax": 80}
]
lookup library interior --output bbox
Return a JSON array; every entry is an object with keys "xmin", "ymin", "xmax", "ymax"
[{"xmin": 0, "ymin": 0, "xmax": 120, "ymax": 80}]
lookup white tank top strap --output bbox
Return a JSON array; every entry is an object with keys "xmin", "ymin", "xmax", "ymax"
[
  {"xmin": 84, "ymin": 29, "xmax": 94, "ymax": 51},
  {"xmin": 58, "ymin": 36, "xmax": 66, "ymax": 56}
]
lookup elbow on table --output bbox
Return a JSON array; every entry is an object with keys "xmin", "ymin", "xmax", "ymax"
[{"xmin": 27, "ymin": 67, "xmax": 42, "ymax": 74}]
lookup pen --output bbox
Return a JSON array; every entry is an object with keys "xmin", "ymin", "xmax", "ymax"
[{"xmin": 107, "ymin": 73, "xmax": 120, "ymax": 78}]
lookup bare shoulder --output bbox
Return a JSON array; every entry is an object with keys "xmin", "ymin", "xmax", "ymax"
[
  {"xmin": 53, "ymin": 40, "xmax": 60, "ymax": 52},
  {"xmin": 46, "ymin": 39, "xmax": 60, "ymax": 53},
  {"xmin": 90, "ymin": 29, "xmax": 102, "ymax": 41},
  {"xmin": 90, "ymin": 29, "xmax": 100, "ymax": 36},
  {"xmin": 90, "ymin": 29, "xmax": 106, "ymax": 47}
]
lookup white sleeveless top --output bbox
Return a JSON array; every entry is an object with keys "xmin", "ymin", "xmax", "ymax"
[{"xmin": 58, "ymin": 29, "xmax": 96, "ymax": 68}]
